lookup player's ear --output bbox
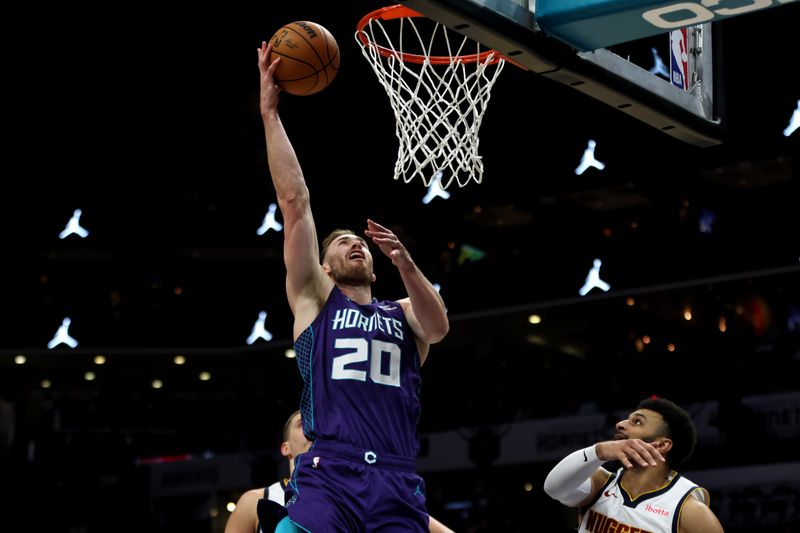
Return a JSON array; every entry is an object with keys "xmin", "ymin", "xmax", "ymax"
[
  {"xmin": 655, "ymin": 437, "xmax": 673, "ymax": 454},
  {"xmin": 280, "ymin": 441, "xmax": 291, "ymax": 458},
  {"xmin": 371, "ymin": 273, "xmax": 376, "ymax": 283}
]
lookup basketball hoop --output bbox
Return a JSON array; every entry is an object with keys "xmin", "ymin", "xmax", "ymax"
[{"xmin": 356, "ymin": 4, "xmax": 509, "ymax": 189}]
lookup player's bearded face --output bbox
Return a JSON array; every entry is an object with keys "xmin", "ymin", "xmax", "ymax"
[{"xmin": 325, "ymin": 237, "xmax": 375, "ymax": 286}]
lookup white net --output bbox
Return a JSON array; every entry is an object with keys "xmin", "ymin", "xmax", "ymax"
[{"xmin": 356, "ymin": 8, "xmax": 506, "ymax": 189}]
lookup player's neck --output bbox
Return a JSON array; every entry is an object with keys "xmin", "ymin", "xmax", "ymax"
[
  {"xmin": 620, "ymin": 465, "xmax": 672, "ymax": 499},
  {"xmin": 338, "ymin": 283, "xmax": 373, "ymax": 305}
]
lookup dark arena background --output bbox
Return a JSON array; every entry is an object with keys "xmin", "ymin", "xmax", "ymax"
[{"xmin": 1, "ymin": 1, "xmax": 798, "ymax": 531}]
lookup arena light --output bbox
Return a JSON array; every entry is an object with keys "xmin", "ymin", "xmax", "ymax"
[
  {"xmin": 47, "ymin": 317, "xmax": 79, "ymax": 349},
  {"xmin": 422, "ymin": 171, "xmax": 451, "ymax": 204},
  {"xmin": 699, "ymin": 208, "xmax": 717, "ymax": 234},
  {"xmin": 788, "ymin": 305, "xmax": 800, "ymax": 332},
  {"xmin": 784, "ymin": 100, "xmax": 799, "ymax": 137},
  {"xmin": 575, "ymin": 140, "xmax": 605, "ymax": 175},
  {"xmin": 59, "ymin": 209, "xmax": 89, "ymax": 239},
  {"xmin": 256, "ymin": 203, "xmax": 283, "ymax": 235},
  {"xmin": 579, "ymin": 258, "xmax": 610, "ymax": 296},
  {"xmin": 457, "ymin": 244, "xmax": 486, "ymax": 265},
  {"xmin": 246, "ymin": 311, "xmax": 273, "ymax": 345}
]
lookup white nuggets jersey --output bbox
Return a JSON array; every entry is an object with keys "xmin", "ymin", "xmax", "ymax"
[
  {"xmin": 266, "ymin": 480, "xmax": 285, "ymax": 506},
  {"xmin": 579, "ymin": 468, "xmax": 708, "ymax": 533}
]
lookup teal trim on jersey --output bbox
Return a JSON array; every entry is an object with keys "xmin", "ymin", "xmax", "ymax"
[
  {"xmin": 536, "ymin": 0, "xmax": 794, "ymax": 51},
  {"xmin": 275, "ymin": 516, "xmax": 309, "ymax": 533},
  {"xmin": 294, "ymin": 327, "xmax": 315, "ymax": 438},
  {"xmin": 307, "ymin": 328, "xmax": 314, "ymax": 435}
]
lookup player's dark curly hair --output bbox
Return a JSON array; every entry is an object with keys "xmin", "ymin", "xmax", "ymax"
[{"xmin": 637, "ymin": 397, "xmax": 697, "ymax": 470}]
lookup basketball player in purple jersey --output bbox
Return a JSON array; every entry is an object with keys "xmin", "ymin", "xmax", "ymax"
[{"xmin": 257, "ymin": 42, "xmax": 450, "ymax": 532}]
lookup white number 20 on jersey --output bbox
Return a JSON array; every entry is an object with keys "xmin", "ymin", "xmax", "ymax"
[{"xmin": 331, "ymin": 338, "xmax": 401, "ymax": 387}]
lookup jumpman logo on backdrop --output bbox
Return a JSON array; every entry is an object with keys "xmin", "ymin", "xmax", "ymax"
[
  {"xmin": 47, "ymin": 317, "xmax": 79, "ymax": 348},
  {"xmin": 575, "ymin": 140, "xmax": 605, "ymax": 175},
  {"xmin": 648, "ymin": 47, "xmax": 669, "ymax": 79},
  {"xmin": 699, "ymin": 208, "xmax": 717, "ymax": 234},
  {"xmin": 579, "ymin": 259, "xmax": 611, "ymax": 296},
  {"xmin": 787, "ymin": 305, "xmax": 800, "ymax": 332},
  {"xmin": 257, "ymin": 203, "xmax": 283, "ymax": 235},
  {"xmin": 422, "ymin": 171, "xmax": 451, "ymax": 204},
  {"xmin": 246, "ymin": 311, "xmax": 273, "ymax": 345},
  {"xmin": 59, "ymin": 209, "xmax": 89, "ymax": 239},
  {"xmin": 784, "ymin": 100, "xmax": 799, "ymax": 137}
]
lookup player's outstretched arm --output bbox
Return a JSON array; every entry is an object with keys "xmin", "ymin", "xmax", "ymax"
[
  {"xmin": 365, "ymin": 219, "xmax": 449, "ymax": 346},
  {"xmin": 257, "ymin": 41, "xmax": 329, "ymax": 319}
]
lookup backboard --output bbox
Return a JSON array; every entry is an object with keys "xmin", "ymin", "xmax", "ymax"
[{"xmin": 398, "ymin": 0, "xmax": 798, "ymax": 147}]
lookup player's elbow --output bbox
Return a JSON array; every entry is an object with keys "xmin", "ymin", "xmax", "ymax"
[
  {"xmin": 543, "ymin": 471, "xmax": 570, "ymax": 503},
  {"xmin": 435, "ymin": 321, "xmax": 450, "ymax": 342},
  {"xmin": 543, "ymin": 472, "xmax": 591, "ymax": 507},
  {"xmin": 426, "ymin": 319, "xmax": 449, "ymax": 344},
  {"xmin": 277, "ymin": 185, "xmax": 310, "ymax": 211},
  {"xmin": 416, "ymin": 324, "xmax": 448, "ymax": 345},
  {"xmin": 543, "ymin": 472, "xmax": 559, "ymax": 500}
]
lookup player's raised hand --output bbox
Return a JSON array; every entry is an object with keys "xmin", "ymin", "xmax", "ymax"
[
  {"xmin": 595, "ymin": 439, "xmax": 665, "ymax": 469},
  {"xmin": 365, "ymin": 219, "xmax": 412, "ymax": 269},
  {"xmin": 258, "ymin": 42, "xmax": 282, "ymax": 114}
]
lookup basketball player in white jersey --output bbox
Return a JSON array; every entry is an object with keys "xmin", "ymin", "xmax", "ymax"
[
  {"xmin": 225, "ymin": 410, "xmax": 310, "ymax": 533},
  {"xmin": 544, "ymin": 397, "xmax": 724, "ymax": 532},
  {"xmin": 225, "ymin": 409, "xmax": 456, "ymax": 533}
]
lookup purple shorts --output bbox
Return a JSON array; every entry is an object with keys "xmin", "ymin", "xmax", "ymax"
[{"xmin": 285, "ymin": 439, "xmax": 428, "ymax": 532}]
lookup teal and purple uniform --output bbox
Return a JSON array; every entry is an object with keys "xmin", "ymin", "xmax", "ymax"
[{"xmin": 286, "ymin": 286, "xmax": 428, "ymax": 531}]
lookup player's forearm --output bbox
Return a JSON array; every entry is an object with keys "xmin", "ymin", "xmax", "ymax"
[
  {"xmin": 263, "ymin": 112, "xmax": 310, "ymax": 209},
  {"xmin": 543, "ymin": 445, "xmax": 601, "ymax": 506},
  {"xmin": 400, "ymin": 264, "xmax": 449, "ymax": 342},
  {"xmin": 428, "ymin": 515, "xmax": 455, "ymax": 533}
]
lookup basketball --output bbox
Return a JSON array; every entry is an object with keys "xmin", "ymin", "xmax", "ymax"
[{"xmin": 268, "ymin": 21, "xmax": 340, "ymax": 96}]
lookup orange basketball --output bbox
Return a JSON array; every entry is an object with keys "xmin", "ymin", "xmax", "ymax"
[{"xmin": 268, "ymin": 21, "xmax": 340, "ymax": 96}]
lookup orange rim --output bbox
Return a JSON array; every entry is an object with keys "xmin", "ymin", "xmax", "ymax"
[{"xmin": 356, "ymin": 4, "xmax": 504, "ymax": 66}]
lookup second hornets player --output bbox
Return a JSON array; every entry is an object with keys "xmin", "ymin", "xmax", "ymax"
[{"xmin": 257, "ymin": 41, "xmax": 450, "ymax": 532}]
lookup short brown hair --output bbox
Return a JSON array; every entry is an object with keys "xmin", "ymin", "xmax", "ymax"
[
  {"xmin": 282, "ymin": 410, "xmax": 301, "ymax": 442},
  {"xmin": 320, "ymin": 228, "xmax": 357, "ymax": 261}
]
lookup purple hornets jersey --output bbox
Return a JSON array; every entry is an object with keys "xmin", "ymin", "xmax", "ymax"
[{"xmin": 294, "ymin": 286, "xmax": 423, "ymax": 458}]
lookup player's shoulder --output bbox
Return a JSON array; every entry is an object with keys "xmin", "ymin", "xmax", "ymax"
[
  {"xmin": 236, "ymin": 487, "xmax": 265, "ymax": 506},
  {"xmin": 679, "ymin": 490, "xmax": 723, "ymax": 533}
]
